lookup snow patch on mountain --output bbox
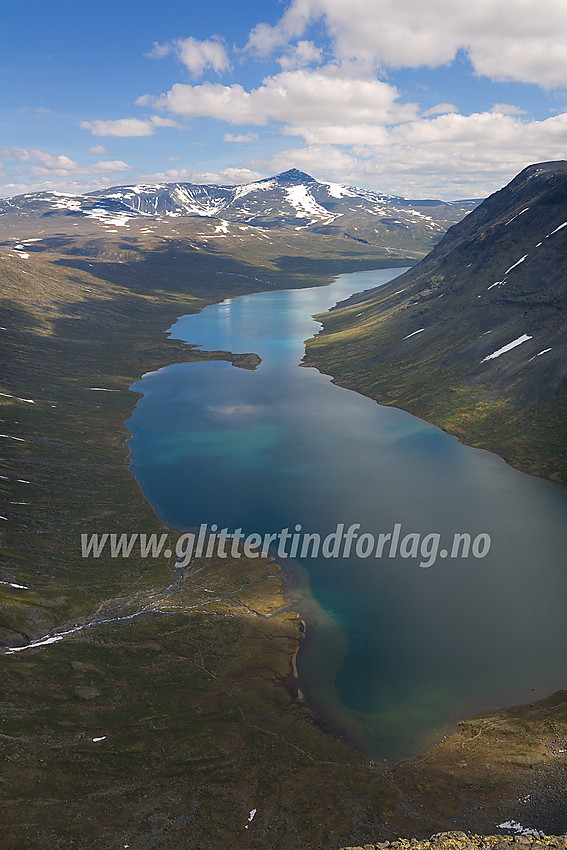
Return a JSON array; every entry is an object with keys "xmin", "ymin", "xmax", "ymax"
[
  {"xmin": 85, "ymin": 209, "xmax": 134, "ymax": 227},
  {"xmin": 481, "ymin": 334, "xmax": 532, "ymax": 363},
  {"xmin": 285, "ymin": 185, "xmax": 334, "ymax": 220},
  {"xmin": 233, "ymin": 179, "xmax": 276, "ymax": 200},
  {"xmin": 326, "ymin": 182, "xmax": 356, "ymax": 199}
]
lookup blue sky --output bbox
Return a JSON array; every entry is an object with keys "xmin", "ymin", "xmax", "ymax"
[{"xmin": 1, "ymin": 0, "xmax": 567, "ymax": 199}]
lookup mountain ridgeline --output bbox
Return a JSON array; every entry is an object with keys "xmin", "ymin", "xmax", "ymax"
[
  {"xmin": 0, "ymin": 168, "xmax": 477, "ymax": 260},
  {"xmin": 304, "ymin": 161, "xmax": 567, "ymax": 484}
]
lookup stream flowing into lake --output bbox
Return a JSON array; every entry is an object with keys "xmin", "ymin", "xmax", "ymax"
[{"xmin": 127, "ymin": 268, "xmax": 567, "ymax": 760}]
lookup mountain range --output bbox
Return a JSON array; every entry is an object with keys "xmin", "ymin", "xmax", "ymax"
[{"xmin": 0, "ymin": 168, "xmax": 478, "ymax": 259}]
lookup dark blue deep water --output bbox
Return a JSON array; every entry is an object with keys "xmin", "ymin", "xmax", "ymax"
[{"xmin": 127, "ymin": 269, "xmax": 567, "ymax": 759}]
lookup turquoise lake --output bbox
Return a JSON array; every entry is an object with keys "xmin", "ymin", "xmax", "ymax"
[{"xmin": 127, "ymin": 268, "xmax": 567, "ymax": 760}]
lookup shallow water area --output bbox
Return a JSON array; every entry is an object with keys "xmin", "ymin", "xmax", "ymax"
[{"xmin": 127, "ymin": 268, "xmax": 567, "ymax": 760}]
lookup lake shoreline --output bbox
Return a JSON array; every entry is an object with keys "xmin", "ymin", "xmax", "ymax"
[
  {"xmin": 127, "ymin": 264, "xmax": 567, "ymax": 773},
  {"xmin": 303, "ymin": 274, "xmax": 567, "ymax": 488}
]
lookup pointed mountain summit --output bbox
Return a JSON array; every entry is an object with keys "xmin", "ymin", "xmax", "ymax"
[{"xmin": 273, "ymin": 168, "xmax": 317, "ymax": 184}]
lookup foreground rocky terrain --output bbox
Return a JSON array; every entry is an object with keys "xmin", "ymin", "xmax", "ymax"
[{"xmin": 343, "ymin": 833, "xmax": 567, "ymax": 850}]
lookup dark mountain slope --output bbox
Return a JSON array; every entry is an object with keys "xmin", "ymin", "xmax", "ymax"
[{"xmin": 304, "ymin": 161, "xmax": 567, "ymax": 484}]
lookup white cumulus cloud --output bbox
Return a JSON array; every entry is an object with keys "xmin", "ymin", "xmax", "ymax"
[
  {"xmin": 148, "ymin": 36, "xmax": 230, "ymax": 78},
  {"xmin": 422, "ymin": 103, "xmax": 459, "ymax": 117},
  {"xmin": 0, "ymin": 147, "xmax": 132, "ymax": 178},
  {"xmin": 138, "ymin": 165, "xmax": 265, "ymax": 185},
  {"xmin": 194, "ymin": 166, "xmax": 267, "ymax": 184},
  {"xmin": 490, "ymin": 103, "xmax": 527, "ymax": 116},
  {"xmin": 80, "ymin": 116, "xmax": 179, "ymax": 136},
  {"xmin": 278, "ymin": 40, "xmax": 323, "ymax": 69},
  {"xmin": 249, "ymin": 110, "xmax": 567, "ymax": 198},
  {"xmin": 146, "ymin": 63, "xmax": 416, "ymax": 129},
  {"xmin": 0, "ymin": 147, "xmax": 32, "ymax": 162},
  {"xmin": 224, "ymin": 132, "xmax": 259, "ymax": 143},
  {"xmin": 0, "ymin": 177, "xmax": 129, "ymax": 197},
  {"xmin": 246, "ymin": 0, "xmax": 567, "ymax": 88}
]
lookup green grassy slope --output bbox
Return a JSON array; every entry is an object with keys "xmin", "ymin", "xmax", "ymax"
[{"xmin": 304, "ymin": 162, "xmax": 567, "ymax": 484}]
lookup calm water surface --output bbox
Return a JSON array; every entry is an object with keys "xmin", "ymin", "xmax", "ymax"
[{"xmin": 127, "ymin": 269, "xmax": 567, "ymax": 759}]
